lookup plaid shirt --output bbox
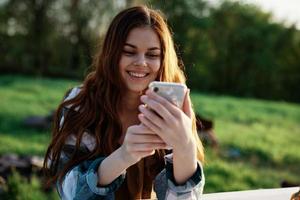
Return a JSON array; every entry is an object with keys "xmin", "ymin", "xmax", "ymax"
[{"xmin": 56, "ymin": 87, "xmax": 205, "ymax": 200}]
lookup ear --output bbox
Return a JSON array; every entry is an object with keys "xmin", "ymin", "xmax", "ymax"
[{"xmin": 182, "ymin": 89, "xmax": 192, "ymax": 118}]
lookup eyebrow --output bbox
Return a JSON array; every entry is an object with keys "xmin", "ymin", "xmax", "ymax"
[{"xmin": 124, "ymin": 43, "xmax": 161, "ymax": 51}]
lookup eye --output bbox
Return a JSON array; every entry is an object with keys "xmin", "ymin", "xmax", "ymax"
[
  {"xmin": 123, "ymin": 50, "xmax": 135, "ymax": 56},
  {"xmin": 146, "ymin": 53, "xmax": 160, "ymax": 58}
]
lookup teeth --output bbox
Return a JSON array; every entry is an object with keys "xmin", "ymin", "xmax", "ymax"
[{"xmin": 129, "ymin": 72, "xmax": 147, "ymax": 78}]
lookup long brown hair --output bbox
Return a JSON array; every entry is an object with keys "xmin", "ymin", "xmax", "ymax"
[{"xmin": 43, "ymin": 5, "xmax": 204, "ymax": 192}]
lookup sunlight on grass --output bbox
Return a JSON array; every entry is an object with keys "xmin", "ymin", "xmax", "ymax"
[{"xmin": 0, "ymin": 132, "xmax": 50, "ymax": 156}]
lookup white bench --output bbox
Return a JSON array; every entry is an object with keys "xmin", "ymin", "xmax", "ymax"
[{"xmin": 203, "ymin": 187, "xmax": 299, "ymax": 200}]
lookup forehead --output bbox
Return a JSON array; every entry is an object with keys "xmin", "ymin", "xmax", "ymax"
[{"xmin": 125, "ymin": 27, "xmax": 161, "ymax": 49}]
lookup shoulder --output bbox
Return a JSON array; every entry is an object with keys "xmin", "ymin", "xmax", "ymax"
[
  {"xmin": 64, "ymin": 86, "xmax": 82, "ymax": 102},
  {"xmin": 60, "ymin": 86, "xmax": 97, "ymax": 151},
  {"xmin": 62, "ymin": 86, "xmax": 83, "ymax": 112},
  {"xmin": 58, "ymin": 86, "xmax": 82, "ymax": 127}
]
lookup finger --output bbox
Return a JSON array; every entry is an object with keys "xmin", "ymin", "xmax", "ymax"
[
  {"xmin": 131, "ymin": 143, "xmax": 168, "ymax": 151},
  {"xmin": 141, "ymin": 94, "xmax": 180, "ymax": 119},
  {"xmin": 134, "ymin": 150, "xmax": 157, "ymax": 158},
  {"xmin": 139, "ymin": 123, "xmax": 151, "ymax": 131},
  {"xmin": 136, "ymin": 150, "xmax": 156, "ymax": 157},
  {"xmin": 130, "ymin": 124, "xmax": 156, "ymax": 134},
  {"xmin": 130, "ymin": 134, "xmax": 165, "ymax": 144},
  {"xmin": 146, "ymin": 89, "xmax": 179, "ymax": 109},
  {"xmin": 138, "ymin": 113, "xmax": 162, "ymax": 134},
  {"xmin": 137, "ymin": 124, "xmax": 157, "ymax": 134},
  {"xmin": 141, "ymin": 94, "xmax": 177, "ymax": 123},
  {"xmin": 145, "ymin": 90, "xmax": 181, "ymax": 114},
  {"xmin": 138, "ymin": 104, "xmax": 164, "ymax": 128},
  {"xmin": 182, "ymin": 89, "xmax": 192, "ymax": 118}
]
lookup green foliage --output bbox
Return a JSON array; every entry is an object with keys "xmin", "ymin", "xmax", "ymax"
[
  {"xmin": 0, "ymin": 0, "xmax": 121, "ymax": 79},
  {"xmin": 0, "ymin": 170, "xmax": 58, "ymax": 200},
  {"xmin": 1, "ymin": 0, "xmax": 300, "ymax": 102},
  {"xmin": 204, "ymin": 1, "xmax": 300, "ymax": 102},
  {"xmin": 150, "ymin": 0, "xmax": 300, "ymax": 102},
  {"xmin": 0, "ymin": 75, "xmax": 299, "ymax": 194}
]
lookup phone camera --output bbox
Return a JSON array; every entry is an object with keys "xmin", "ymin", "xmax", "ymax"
[{"xmin": 153, "ymin": 87, "xmax": 159, "ymax": 92}]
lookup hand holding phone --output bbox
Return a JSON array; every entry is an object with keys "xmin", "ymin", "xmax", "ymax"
[
  {"xmin": 140, "ymin": 81, "xmax": 192, "ymax": 151},
  {"xmin": 148, "ymin": 81, "xmax": 187, "ymax": 109}
]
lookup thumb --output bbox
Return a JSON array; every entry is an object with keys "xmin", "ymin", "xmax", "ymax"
[{"xmin": 182, "ymin": 89, "xmax": 192, "ymax": 118}]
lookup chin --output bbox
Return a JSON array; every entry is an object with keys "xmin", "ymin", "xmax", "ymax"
[{"xmin": 127, "ymin": 86, "xmax": 147, "ymax": 94}]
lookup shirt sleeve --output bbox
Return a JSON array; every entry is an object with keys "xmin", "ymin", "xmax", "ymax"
[
  {"xmin": 154, "ymin": 153, "xmax": 205, "ymax": 200},
  {"xmin": 56, "ymin": 149, "xmax": 126, "ymax": 200},
  {"xmin": 55, "ymin": 87, "xmax": 126, "ymax": 199}
]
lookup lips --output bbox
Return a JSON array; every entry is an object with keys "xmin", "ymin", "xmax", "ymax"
[{"xmin": 127, "ymin": 71, "xmax": 149, "ymax": 78}]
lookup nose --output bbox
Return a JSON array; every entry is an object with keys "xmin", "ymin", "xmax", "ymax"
[{"xmin": 134, "ymin": 54, "xmax": 147, "ymax": 67}]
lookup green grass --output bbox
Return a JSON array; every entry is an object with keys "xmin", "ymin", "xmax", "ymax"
[
  {"xmin": 0, "ymin": 75, "xmax": 79, "ymax": 156},
  {"xmin": 0, "ymin": 75, "xmax": 299, "ymax": 194},
  {"xmin": 191, "ymin": 93, "xmax": 300, "ymax": 192}
]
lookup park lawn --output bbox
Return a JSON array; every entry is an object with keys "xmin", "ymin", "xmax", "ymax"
[
  {"xmin": 0, "ymin": 75, "xmax": 299, "ymax": 193},
  {"xmin": 0, "ymin": 75, "xmax": 79, "ymax": 155}
]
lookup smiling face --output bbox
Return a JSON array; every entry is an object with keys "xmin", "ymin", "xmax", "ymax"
[{"xmin": 119, "ymin": 26, "xmax": 161, "ymax": 94}]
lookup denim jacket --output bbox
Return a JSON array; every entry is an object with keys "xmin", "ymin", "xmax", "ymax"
[{"xmin": 56, "ymin": 87, "xmax": 205, "ymax": 200}]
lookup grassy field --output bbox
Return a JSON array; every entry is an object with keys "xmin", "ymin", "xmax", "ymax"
[{"xmin": 0, "ymin": 75, "xmax": 299, "ymax": 194}]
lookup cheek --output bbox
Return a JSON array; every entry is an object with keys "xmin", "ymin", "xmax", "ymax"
[
  {"xmin": 150, "ymin": 60, "xmax": 161, "ymax": 73},
  {"xmin": 119, "ymin": 56, "xmax": 129, "ymax": 71}
]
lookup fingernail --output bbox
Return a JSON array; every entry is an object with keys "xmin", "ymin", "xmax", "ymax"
[
  {"xmin": 141, "ymin": 95, "xmax": 147, "ymax": 102},
  {"xmin": 138, "ymin": 105, "xmax": 144, "ymax": 111}
]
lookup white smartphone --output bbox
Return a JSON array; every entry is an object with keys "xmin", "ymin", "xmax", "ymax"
[{"xmin": 148, "ymin": 81, "xmax": 187, "ymax": 108}]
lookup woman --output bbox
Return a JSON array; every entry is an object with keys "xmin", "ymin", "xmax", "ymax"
[{"xmin": 44, "ymin": 5, "xmax": 205, "ymax": 200}]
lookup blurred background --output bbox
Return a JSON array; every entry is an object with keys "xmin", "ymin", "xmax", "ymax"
[{"xmin": 0, "ymin": 0, "xmax": 299, "ymax": 199}]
